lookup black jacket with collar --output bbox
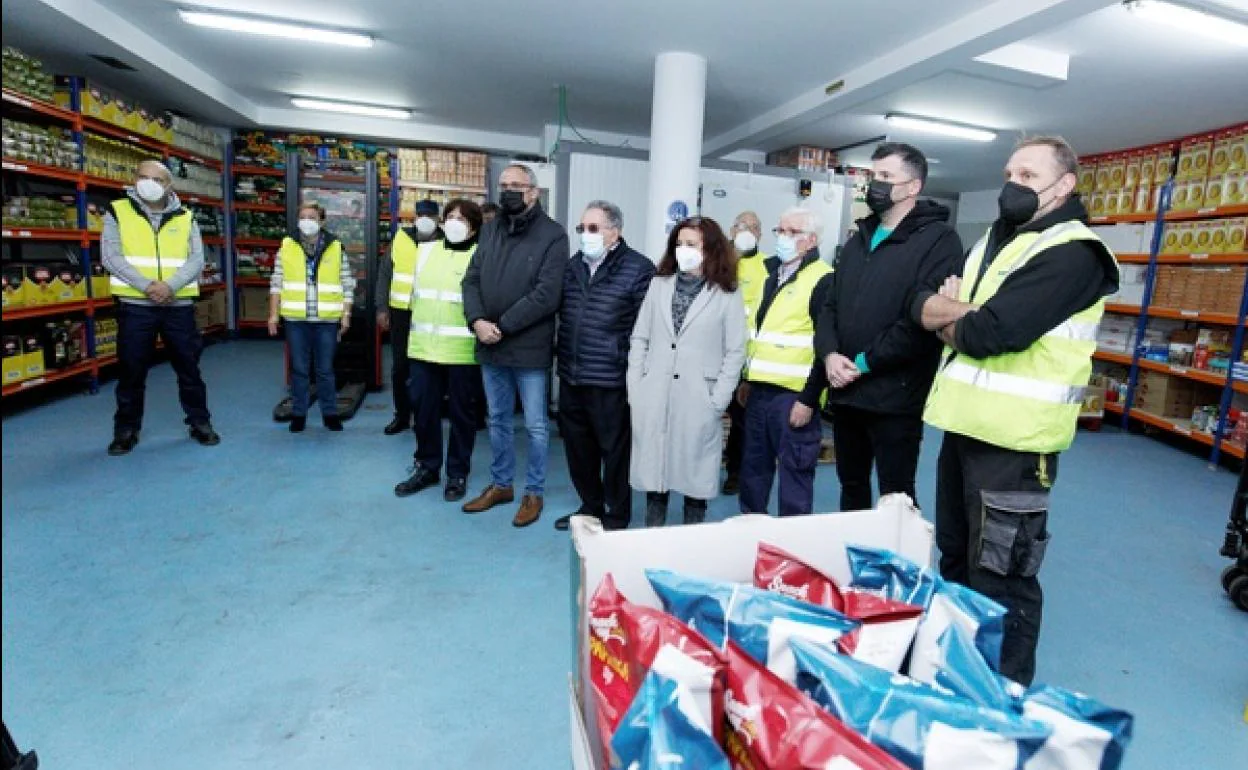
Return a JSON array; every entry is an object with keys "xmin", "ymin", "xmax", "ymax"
[
  {"xmin": 815, "ymin": 200, "xmax": 964, "ymax": 416},
  {"xmin": 557, "ymin": 239, "xmax": 655, "ymax": 388},
  {"xmin": 461, "ymin": 202, "xmax": 569, "ymax": 368}
]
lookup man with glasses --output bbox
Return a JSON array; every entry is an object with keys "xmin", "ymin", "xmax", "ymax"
[
  {"xmin": 461, "ymin": 164, "xmax": 569, "ymax": 528},
  {"xmin": 723, "ymin": 211, "xmax": 768, "ymax": 495},
  {"xmin": 815, "ymin": 142, "xmax": 963, "ymax": 512},
  {"xmin": 738, "ymin": 207, "xmax": 834, "ymax": 518},
  {"xmin": 552, "ymin": 201, "xmax": 654, "ymax": 532}
]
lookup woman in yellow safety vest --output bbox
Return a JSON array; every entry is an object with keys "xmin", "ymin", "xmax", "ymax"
[
  {"xmin": 393, "ymin": 199, "xmax": 484, "ymax": 503},
  {"xmin": 267, "ymin": 202, "xmax": 355, "ymax": 433}
]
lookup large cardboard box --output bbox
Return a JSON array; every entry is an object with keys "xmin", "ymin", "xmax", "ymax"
[
  {"xmin": 568, "ymin": 498, "xmax": 933, "ymax": 770},
  {"xmin": 238, "ymin": 286, "xmax": 270, "ymax": 322}
]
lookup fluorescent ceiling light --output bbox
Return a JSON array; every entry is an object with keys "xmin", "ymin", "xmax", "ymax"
[
  {"xmin": 1125, "ymin": 1, "xmax": 1248, "ymax": 45},
  {"xmin": 179, "ymin": 10, "xmax": 373, "ymax": 48},
  {"xmin": 291, "ymin": 97, "xmax": 411, "ymax": 120},
  {"xmin": 885, "ymin": 114, "xmax": 997, "ymax": 142}
]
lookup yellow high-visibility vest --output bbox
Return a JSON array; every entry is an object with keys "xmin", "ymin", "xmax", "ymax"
[
  {"xmin": 389, "ymin": 229, "xmax": 435, "ymax": 310},
  {"xmin": 277, "ymin": 237, "xmax": 346, "ymax": 321},
  {"xmin": 745, "ymin": 260, "xmax": 832, "ymax": 392},
  {"xmin": 407, "ymin": 241, "xmax": 477, "ymax": 365},
  {"xmin": 738, "ymin": 252, "xmax": 769, "ymax": 328},
  {"xmin": 109, "ymin": 198, "xmax": 198, "ymax": 299},
  {"xmin": 924, "ymin": 220, "xmax": 1119, "ymax": 453}
]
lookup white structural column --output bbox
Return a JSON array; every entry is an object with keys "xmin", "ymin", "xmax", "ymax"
[{"xmin": 644, "ymin": 52, "xmax": 707, "ymax": 261}]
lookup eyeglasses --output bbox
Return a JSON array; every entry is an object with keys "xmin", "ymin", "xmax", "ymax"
[
  {"xmin": 773, "ymin": 227, "xmax": 807, "ymax": 237},
  {"xmin": 575, "ymin": 223, "xmax": 615, "ymax": 234},
  {"xmin": 499, "ymin": 183, "xmax": 533, "ymax": 192}
]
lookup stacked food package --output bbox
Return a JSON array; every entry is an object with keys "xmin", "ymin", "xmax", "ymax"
[
  {"xmin": 3, "ymin": 196, "xmax": 78, "ymax": 231},
  {"xmin": 83, "ymin": 133, "xmax": 160, "ymax": 182},
  {"xmin": 2, "ymin": 120, "xmax": 79, "ymax": 170},
  {"xmin": 2, "ymin": 47, "xmax": 56, "ymax": 102}
]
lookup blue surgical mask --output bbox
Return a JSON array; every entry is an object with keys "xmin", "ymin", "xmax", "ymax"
[{"xmin": 775, "ymin": 234, "xmax": 799, "ymax": 263}]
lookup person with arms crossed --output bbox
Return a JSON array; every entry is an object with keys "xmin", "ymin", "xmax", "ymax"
[
  {"xmin": 915, "ymin": 136, "xmax": 1119, "ymax": 685},
  {"xmin": 815, "ymin": 142, "xmax": 963, "ymax": 511}
]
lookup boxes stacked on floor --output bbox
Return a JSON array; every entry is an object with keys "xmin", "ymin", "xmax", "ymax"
[
  {"xmin": 193, "ymin": 291, "xmax": 227, "ymax": 330},
  {"xmin": 238, "ymin": 287, "xmax": 271, "ymax": 323},
  {"xmin": 570, "ymin": 500, "xmax": 1134, "ymax": 770}
]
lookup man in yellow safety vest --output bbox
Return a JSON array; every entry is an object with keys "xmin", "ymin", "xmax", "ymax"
[
  {"xmin": 101, "ymin": 159, "xmax": 218, "ymax": 455},
  {"xmin": 738, "ymin": 207, "xmax": 834, "ymax": 518},
  {"xmin": 377, "ymin": 199, "xmax": 441, "ymax": 435},
  {"xmin": 915, "ymin": 136, "xmax": 1120, "ymax": 685},
  {"xmin": 722, "ymin": 210, "xmax": 768, "ymax": 495}
]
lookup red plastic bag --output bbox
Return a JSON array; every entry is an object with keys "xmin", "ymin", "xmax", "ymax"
[
  {"xmin": 589, "ymin": 574, "xmax": 726, "ymax": 767},
  {"xmin": 722, "ymin": 640, "xmax": 908, "ymax": 770},
  {"xmin": 755, "ymin": 543, "xmax": 923, "ymax": 672}
]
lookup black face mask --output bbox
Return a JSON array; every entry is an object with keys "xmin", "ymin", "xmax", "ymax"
[
  {"xmin": 998, "ymin": 179, "xmax": 1063, "ymax": 226},
  {"xmin": 499, "ymin": 190, "xmax": 528, "ymax": 215},
  {"xmin": 866, "ymin": 180, "xmax": 896, "ymax": 215}
]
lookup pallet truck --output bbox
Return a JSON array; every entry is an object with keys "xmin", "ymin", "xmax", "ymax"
[{"xmin": 1219, "ymin": 460, "xmax": 1248, "ymax": 612}]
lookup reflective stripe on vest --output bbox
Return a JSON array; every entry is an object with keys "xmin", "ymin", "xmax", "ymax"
[
  {"xmin": 109, "ymin": 199, "xmax": 198, "ymax": 299},
  {"xmin": 277, "ymin": 237, "xmax": 345, "ymax": 320},
  {"xmin": 389, "ymin": 231, "xmax": 433, "ymax": 310},
  {"xmin": 407, "ymin": 241, "xmax": 478, "ymax": 365},
  {"xmin": 923, "ymin": 220, "xmax": 1119, "ymax": 454},
  {"xmin": 744, "ymin": 260, "xmax": 831, "ymax": 392}
]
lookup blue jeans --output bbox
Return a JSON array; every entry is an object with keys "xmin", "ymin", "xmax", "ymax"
[
  {"xmin": 481, "ymin": 364, "xmax": 549, "ymax": 495},
  {"xmin": 286, "ymin": 321, "xmax": 338, "ymax": 418}
]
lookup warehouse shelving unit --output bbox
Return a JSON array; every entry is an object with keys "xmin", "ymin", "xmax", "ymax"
[
  {"xmin": 1088, "ymin": 137, "xmax": 1248, "ymax": 463},
  {"xmin": 3, "ymin": 81, "xmax": 229, "ymax": 400}
]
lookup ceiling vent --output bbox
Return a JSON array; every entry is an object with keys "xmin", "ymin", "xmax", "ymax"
[{"xmin": 89, "ymin": 55, "xmax": 136, "ymax": 71}]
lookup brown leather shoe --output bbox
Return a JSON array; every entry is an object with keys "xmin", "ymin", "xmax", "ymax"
[
  {"xmin": 512, "ymin": 494, "xmax": 543, "ymax": 528},
  {"xmin": 462, "ymin": 484, "xmax": 515, "ymax": 514}
]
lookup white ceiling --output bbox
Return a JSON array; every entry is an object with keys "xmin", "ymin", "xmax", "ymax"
[
  {"xmin": 4, "ymin": 0, "xmax": 1246, "ymax": 194},
  {"xmin": 777, "ymin": 2, "xmax": 1248, "ymax": 194}
]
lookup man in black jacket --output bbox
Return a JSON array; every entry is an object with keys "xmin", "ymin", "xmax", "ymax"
[
  {"xmin": 552, "ymin": 200, "xmax": 655, "ymax": 532},
  {"xmin": 461, "ymin": 164, "xmax": 569, "ymax": 528},
  {"xmin": 815, "ymin": 142, "xmax": 964, "ymax": 512}
]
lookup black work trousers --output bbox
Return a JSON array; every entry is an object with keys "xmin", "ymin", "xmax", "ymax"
[
  {"xmin": 831, "ymin": 405, "xmax": 924, "ymax": 511},
  {"xmin": 389, "ymin": 308, "xmax": 412, "ymax": 422},
  {"xmin": 935, "ymin": 431, "xmax": 1058, "ymax": 686},
  {"xmin": 114, "ymin": 302, "xmax": 209, "ymax": 434},
  {"xmin": 558, "ymin": 381, "xmax": 632, "ymax": 529}
]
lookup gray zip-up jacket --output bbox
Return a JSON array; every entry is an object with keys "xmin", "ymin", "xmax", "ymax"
[{"xmin": 101, "ymin": 188, "xmax": 204, "ymax": 307}]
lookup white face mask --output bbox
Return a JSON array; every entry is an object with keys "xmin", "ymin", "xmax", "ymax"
[
  {"xmin": 298, "ymin": 218, "xmax": 320, "ymax": 237},
  {"xmin": 135, "ymin": 178, "xmax": 166, "ymax": 203},
  {"xmin": 775, "ymin": 234, "xmax": 800, "ymax": 263},
  {"xmin": 443, "ymin": 218, "xmax": 470, "ymax": 244},
  {"xmin": 734, "ymin": 230, "xmax": 758, "ymax": 253},
  {"xmin": 675, "ymin": 246, "xmax": 703, "ymax": 273},
  {"xmin": 416, "ymin": 216, "xmax": 437, "ymax": 236},
  {"xmin": 580, "ymin": 232, "xmax": 606, "ymax": 259}
]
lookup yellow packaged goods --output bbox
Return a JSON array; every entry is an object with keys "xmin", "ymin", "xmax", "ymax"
[
  {"xmin": 1226, "ymin": 218, "xmax": 1247, "ymax": 253},
  {"xmin": 1189, "ymin": 134, "xmax": 1214, "ymax": 181},
  {"xmin": 1192, "ymin": 221, "xmax": 1215, "ymax": 255},
  {"xmin": 1077, "ymin": 164, "xmax": 1096, "ymax": 194},
  {"xmin": 1124, "ymin": 153, "xmax": 1142, "ymax": 188},
  {"xmin": 1156, "ymin": 147, "xmax": 1176, "ymax": 183},
  {"xmin": 1095, "ymin": 158, "xmax": 1113, "ymax": 190},
  {"xmin": 1107, "ymin": 155, "xmax": 1127, "ymax": 191},
  {"xmin": 1161, "ymin": 222, "xmax": 1186, "ymax": 254},
  {"xmin": 1208, "ymin": 220, "xmax": 1229, "ymax": 254},
  {"xmin": 1140, "ymin": 153, "xmax": 1157, "ymax": 185},
  {"xmin": 21, "ymin": 334, "xmax": 45, "ymax": 380},
  {"xmin": 2, "ymin": 336, "xmax": 24, "ymax": 385},
  {"xmin": 1231, "ymin": 129, "xmax": 1248, "ymax": 171},
  {"xmin": 1204, "ymin": 176, "xmax": 1226, "ymax": 210},
  {"xmin": 1211, "ymin": 132, "xmax": 1234, "ymax": 176},
  {"xmin": 1177, "ymin": 221, "xmax": 1199, "ymax": 253},
  {"xmin": 23, "ymin": 264, "xmax": 57, "ymax": 306},
  {"xmin": 1089, "ymin": 191, "xmax": 1107, "ymax": 218},
  {"xmin": 1185, "ymin": 178, "xmax": 1207, "ymax": 211},
  {"xmin": 1175, "ymin": 145, "xmax": 1196, "ymax": 181},
  {"xmin": 1134, "ymin": 184, "xmax": 1153, "ymax": 215},
  {"xmin": 2, "ymin": 264, "xmax": 27, "ymax": 310},
  {"xmin": 50, "ymin": 265, "xmax": 86, "ymax": 302},
  {"xmin": 1171, "ymin": 180, "xmax": 1190, "ymax": 211},
  {"xmin": 1227, "ymin": 171, "xmax": 1247, "ymax": 206}
]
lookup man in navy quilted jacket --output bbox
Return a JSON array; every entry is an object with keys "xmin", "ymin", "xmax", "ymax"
[{"xmin": 553, "ymin": 201, "xmax": 655, "ymax": 531}]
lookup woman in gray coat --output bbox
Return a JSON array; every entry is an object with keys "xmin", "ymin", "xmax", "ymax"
[{"xmin": 627, "ymin": 217, "xmax": 747, "ymax": 526}]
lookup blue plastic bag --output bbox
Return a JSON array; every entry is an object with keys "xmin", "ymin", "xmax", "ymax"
[
  {"xmin": 845, "ymin": 546, "xmax": 1006, "ymax": 681},
  {"xmin": 645, "ymin": 569, "xmax": 859, "ymax": 683},
  {"xmin": 933, "ymin": 625, "xmax": 1134, "ymax": 770},
  {"xmin": 792, "ymin": 638, "xmax": 1052, "ymax": 770},
  {"xmin": 609, "ymin": 669, "xmax": 731, "ymax": 770}
]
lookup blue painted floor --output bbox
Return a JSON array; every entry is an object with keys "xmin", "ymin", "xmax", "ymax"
[{"xmin": 2, "ymin": 340, "xmax": 1245, "ymax": 769}]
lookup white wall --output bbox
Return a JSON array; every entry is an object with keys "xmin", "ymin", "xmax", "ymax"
[
  {"xmin": 956, "ymin": 188, "xmax": 998, "ymax": 248},
  {"xmin": 565, "ymin": 154, "xmax": 653, "ymax": 255}
]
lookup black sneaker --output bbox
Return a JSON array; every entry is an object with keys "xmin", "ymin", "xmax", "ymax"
[
  {"xmin": 323, "ymin": 416, "xmax": 344, "ymax": 432},
  {"xmin": 189, "ymin": 423, "xmax": 221, "ymax": 446},
  {"xmin": 395, "ymin": 466, "xmax": 440, "ymax": 497},
  {"xmin": 289, "ymin": 416, "xmax": 307, "ymax": 433},
  {"xmin": 108, "ymin": 431, "xmax": 139, "ymax": 456},
  {"xmin": 384, "ymin": 416, "xmax": 410, "ymax": 435},
  {"xmin": 444, "ymin": 477, "xmax": 467, "ymax": 502}
]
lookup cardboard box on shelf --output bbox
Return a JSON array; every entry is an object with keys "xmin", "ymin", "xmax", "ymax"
[
  {"xmin": 1111, "ymin": 264, "xmax": 1149, "ymax": 306},
  {"xmin": 567, "ymin": 497, "xmax": 933, "ymax": 770},
  {"xmin": 22, "ymin": 264, "xmax": 57, "ymax": 306},
  {"xmin": 239, "ymin": 286, "xmax": 270, "ymax": 322},
  {"xmin": 1134, "ymin": 371, "xmax": 1197, "ymax": 417}
]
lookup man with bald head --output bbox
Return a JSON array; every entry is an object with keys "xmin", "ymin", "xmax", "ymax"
[{"xmin": 101, "ymin": 159, "xmax": 219, "ymax": 455}]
